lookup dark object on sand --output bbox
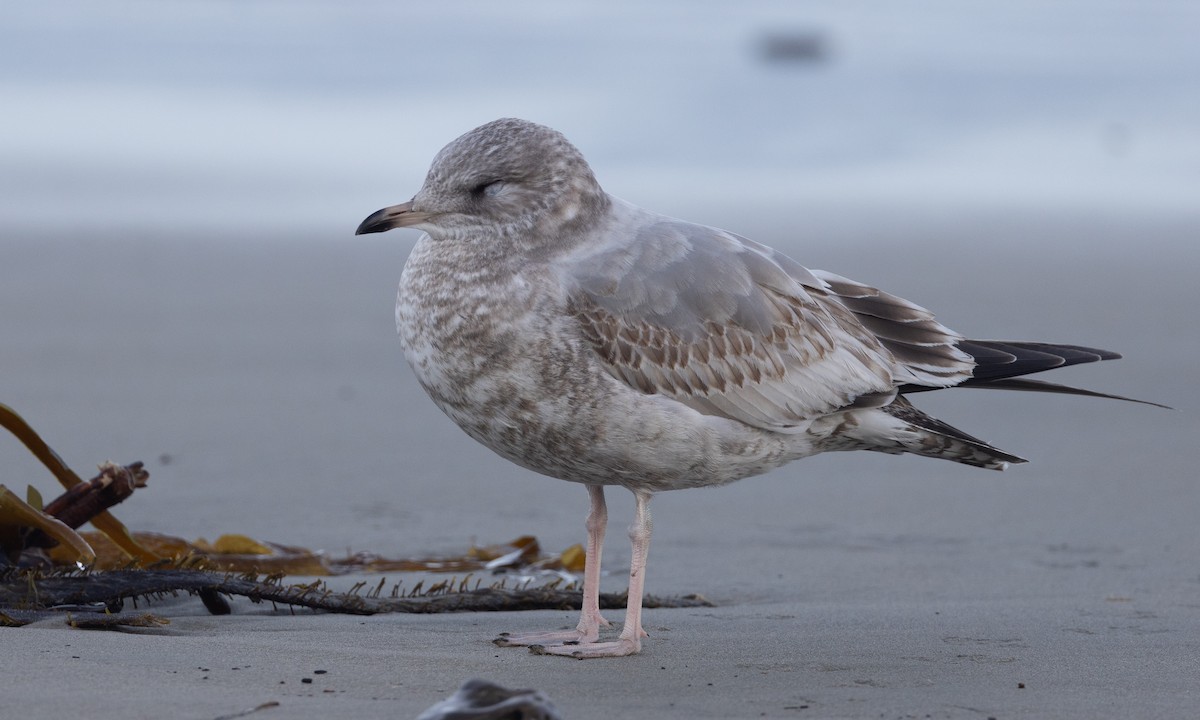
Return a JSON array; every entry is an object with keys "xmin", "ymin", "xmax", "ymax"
[{"xmin": 417, "ymin": 678, "xmax": 562, "ymax": 720}]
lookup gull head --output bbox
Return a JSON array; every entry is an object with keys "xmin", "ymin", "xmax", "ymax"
[{"xmin": 356, "ymin": 118, "xmax": 609, "ymax": 246}]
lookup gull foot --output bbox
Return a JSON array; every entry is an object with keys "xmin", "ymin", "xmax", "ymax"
[
  {"xmin": 529, "ymin": 638, "xmax": 642, "ymax": 659},
  {"xmin": 494, "ymin": 629, "xmax": 595, "ymax": 648}
]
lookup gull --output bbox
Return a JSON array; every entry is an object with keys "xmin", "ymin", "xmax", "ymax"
[{"xmin": 356, "ymin": 118, "xmax": 1158, "ymax": 658}]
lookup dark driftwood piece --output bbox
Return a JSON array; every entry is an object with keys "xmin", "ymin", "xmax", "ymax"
[
  {"xmin": 23, "ymin": 462, "xmax": 149, "ymax": 551},
  {"xmin": 42, "ymin": 463, "xmax": 147, "ymax": 531},
  {"xmin": 0, "ymin": 609, "xmax": 170, "ymax": 629},
  {"xmin": 2, "ymin": 402, "xmax": 162, "ymax": 567},
  {"xmin": 0, "ymin": 569, "xmax": 713, "ymax": 623}
]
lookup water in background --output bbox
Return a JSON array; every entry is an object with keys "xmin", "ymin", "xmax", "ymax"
[{"xmin": 2, "ymin": 0, "xmax": 1197, "ymax": 235}]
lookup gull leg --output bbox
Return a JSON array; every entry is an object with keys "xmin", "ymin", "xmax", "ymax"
[
  {"xmin": 577, "ymin": 484, "xmax": 613, "ymax": 637},
  {"xmin": 533, "ymin": 489, "xmax": 653, "ymax": 658},
  {"xmin": 494, "ymin": 484, "xmax": 611, "ymax": 647}
]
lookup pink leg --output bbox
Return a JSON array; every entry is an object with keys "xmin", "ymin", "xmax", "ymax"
[
  {"xmin": 494, "ymin": 484, "xmax": 612, "ymax": 647},
  {"xmin": 532, "ymin": 489, "xmax": 653, "ymax": 658},
  {"xmin": 577, "ymin": 484, "xmax": 613, "ymax": 637}
]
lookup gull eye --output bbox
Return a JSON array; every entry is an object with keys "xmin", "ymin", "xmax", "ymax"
[{"xmin": 471, "ymin": 180, "xmax": 506, "ymax": 198}]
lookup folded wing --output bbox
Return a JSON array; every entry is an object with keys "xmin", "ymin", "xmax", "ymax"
[{"xmin": 566, "ymin": 220, "xmax": 973, "ymax": 430}]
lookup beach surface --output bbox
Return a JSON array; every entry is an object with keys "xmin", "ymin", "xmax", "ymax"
[{"xmin": 3, "ymin": 209, "xmax": 1197, "ymax": 719}]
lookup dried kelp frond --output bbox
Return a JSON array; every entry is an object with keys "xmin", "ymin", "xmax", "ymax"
[
  {"xmin": 0, "ymin": 403, "xmax": 158, "ymax": 565},
  {"xmin": 0, "ymin": 607, "xmax": 171, "ymax": 629},
  {"xmin": 3, "ymin": 406, "xmax": 585, "ymax": 580},
  {"xmin": 1, "ymin": 568, "xmax": 713, "ymax": 618},
  {"xmin": 0, "ymin": 485, "xmax": 95, "ymax": 565},
  {"xmin": 27, "ymin": 462, "xmax": 148, "ymax": 544},
  {"xmin": 0, "ymin": 404, "xmax": 706, "ymax": 628},
  {"xmin": 67, "ymin": 611, "xmax": 171, "ymax": 629},
  {"xmin": 339, "ymin": 535, "xmax": 585, "ymax": 576},
  {"xmin": 55, "ymin": 532, "xmax": 333, "ymax": 576},
  {"xmin": 58, "ymin": 531, "xmax": 586, "ymax": 578},
  {"xmin": 0, "ymin": 404, "xmax": 83, "ymax": 489}
]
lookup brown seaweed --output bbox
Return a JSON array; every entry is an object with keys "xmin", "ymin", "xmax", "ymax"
[
  {"xmin": 0, "ymin": 403, "xmax": 158, "ymax": 565},
  {"xmin": 0, "ymin": 486, "xmax": 95, "ymax": 565},
  {"xmin": 54, "ymin": 530, "xmax": 586, "ymax": 577},
  {"xmin": 0, "ymin": 403, "xmax": 706, "ymax": 628}
]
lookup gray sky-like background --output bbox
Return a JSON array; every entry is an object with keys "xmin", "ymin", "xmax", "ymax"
[{"xmin": 3, "ymin": 0, "xmax": 1197, "ymax": 235}]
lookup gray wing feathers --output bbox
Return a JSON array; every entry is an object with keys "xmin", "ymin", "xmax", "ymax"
[
  {"xmin": 811, "ymin": 270, "xmax": 973, "ymax": 387},
  {"xmin": 568, "ymin": 221, "xmax": 900, "ymax": 430}
]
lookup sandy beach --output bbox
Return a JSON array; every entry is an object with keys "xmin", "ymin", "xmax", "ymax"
[{"xmin": 3, "ymin": 208, "xmax": 1196, "ymax": 718}]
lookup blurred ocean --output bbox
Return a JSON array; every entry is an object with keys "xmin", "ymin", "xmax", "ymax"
[{"xmin": 2, "ymin": 0, "xmax": 1198, "ymax": 234}]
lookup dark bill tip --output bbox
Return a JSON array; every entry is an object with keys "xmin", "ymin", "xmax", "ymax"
[{"xmin": 355, "ymin": 201, "xmax": 420, "ymax": 235}]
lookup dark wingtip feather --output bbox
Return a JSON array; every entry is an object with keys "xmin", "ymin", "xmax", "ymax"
[
  {"xmin": 958, "ymin": 340, "xmax": 1123, "ymax": 383},
  {"xmin": 898, "ymin": 340, "xmax": 1167, "ymax": 408},
  {"xmin": 961, "ymin": 378, "xmax": 1174, "ymax": 409}
]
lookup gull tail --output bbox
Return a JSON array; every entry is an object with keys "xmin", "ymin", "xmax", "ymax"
[
  {"xmin": 853, "ymin": 395, "xmax": 1027, "ymax": 471},
  {"xmin": 855, "ymin": 340, "xmax": 1171, "ymax": 470}
]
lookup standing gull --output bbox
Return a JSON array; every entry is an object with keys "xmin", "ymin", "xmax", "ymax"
[{"xmin": 356, "ymin": 118, "xmax": 1156, "ymax": 658}]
